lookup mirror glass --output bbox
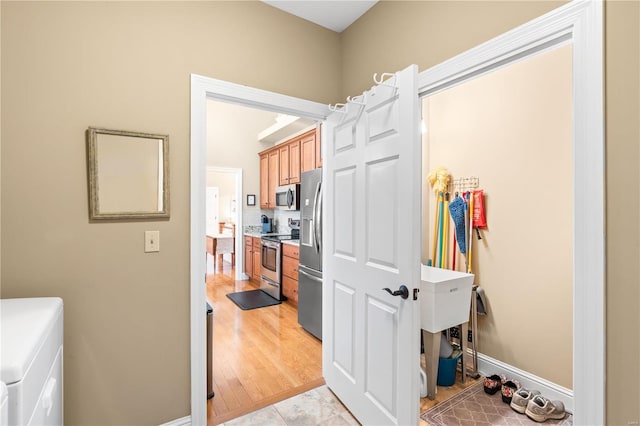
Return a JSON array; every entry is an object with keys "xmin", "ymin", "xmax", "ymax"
[{"xmin": 87, "ymin": 127, "xmax": 169, "ymax": 220}]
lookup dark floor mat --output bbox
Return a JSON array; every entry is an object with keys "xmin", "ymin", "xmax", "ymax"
[{"xmin": 226, "ymin": 289, "xmax": 282, "ymax": 310}]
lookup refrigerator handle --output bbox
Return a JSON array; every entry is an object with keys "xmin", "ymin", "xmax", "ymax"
[
  {"xmin": 312, "ymin": 181, "xmax": 321, "ymax": 251},
  {"xmin": 299, "ymin": 267, "xmax": 323, "ymax": 283},
  {"xmin": 316, "ymin": 181, "xmax": 323, "ymax": 255}
]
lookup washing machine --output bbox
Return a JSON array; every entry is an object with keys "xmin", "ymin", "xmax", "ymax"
[{"xmin": 0, "ymin": 298, "xmax": 63, "ymax": 425}]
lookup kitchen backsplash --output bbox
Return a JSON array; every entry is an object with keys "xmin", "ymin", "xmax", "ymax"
[
  {"xmin": 244, "ymin": 225, "xmax": 263, "ymax": 234},
  {"xmin": 243, "ymin": 210, "xmax": 299, "ymax": 234},
  {"xmin": 273, "ymin": 209, "xmax": 300, "ymax": 234}
]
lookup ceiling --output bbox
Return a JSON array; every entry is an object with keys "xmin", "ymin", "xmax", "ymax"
[{"xmin": 261, "ymin": 0, "xmax": 378, "ymax": 33}]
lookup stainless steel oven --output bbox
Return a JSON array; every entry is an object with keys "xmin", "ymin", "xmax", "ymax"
[
  {"xmin": 260, "ymin": 232, "xmax": 299, "ymax": 301},
  {"xmin": 260, "ymin": 238, "xmax": 281, "ymax": 300}
]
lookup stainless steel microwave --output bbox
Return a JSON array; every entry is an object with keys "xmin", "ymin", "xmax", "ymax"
[{"xmin": 275, "ymin": 183, "xmax": 300, "ymax": 211}]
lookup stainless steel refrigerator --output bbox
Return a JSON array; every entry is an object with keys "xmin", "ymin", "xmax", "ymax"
[{"xmin": 298, "ymin": 168, "xmax": 323, "ymax": 340}]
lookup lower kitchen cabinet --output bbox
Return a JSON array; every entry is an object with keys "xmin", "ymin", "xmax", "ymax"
[
  {"xmin": 244, "ymin": 236, "xmax": 252, "ymax": 277},
  {"xmin": 252, "ymin": 237, "xmax": 262, "ymax": 280},
  {"xmin": 244, "ymin": 236, "xmax": 262, "ymax": 281},
  {"xmin": 282, "ymin": 243, "xmax": 299, "ymax": 304}
]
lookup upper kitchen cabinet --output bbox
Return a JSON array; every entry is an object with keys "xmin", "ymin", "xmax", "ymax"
[
  {"xmin": 260, "ymin": 154, "xmax": 269, "ymax": 208},
  {"xmin": 260, "ymin": 150, "xmax": 279, "ymax": 209},
  {"xmin": 259, "ymin": 126, "xmax": 320, "ymax": 209},
  {"xmin": 300, "ymin": 130, "xmax": 316, "ymax": 173},
  {"xmin": 315, "ymin": 127, "xmax": 322, "ymax": 168},
  {"xmin": 268, "ymin": 151, "xmax": 279, "ymax": 207},
  {"xmin": 279, "ymin": 139, "xmax": 300, "ymax": 185}
]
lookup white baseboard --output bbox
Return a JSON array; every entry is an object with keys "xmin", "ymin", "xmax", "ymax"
[
  {"xmin": 472, "ymin": 350, "xmax": 574, "ymax": 413},
  {"xmin": 159, "ymin": 415, "xmax": 191, "ymax": 426}
]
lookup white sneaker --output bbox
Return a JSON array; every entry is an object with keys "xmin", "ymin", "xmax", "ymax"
[
  {"xmin": 510, "ymin": 388, "xmax": 540, "ymax": 414},
  {"xmin": 525, "ymin": 395, "xmax": 566, "ymax": 422}
]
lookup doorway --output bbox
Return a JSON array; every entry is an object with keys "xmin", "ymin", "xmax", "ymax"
[
  {"xmin": 205, "ymin": 166, "xmax": 242, "ymax": 278},
  {"xmin": 422, "ymin": 43, "xmax": 574, "ymax": 409},
  {"xmin": 204, "ymin": 99, "xmax": 326, "ymax": 423},
  {"xmin": 190, "ymin": 2, "xmax": 603, "ymax": 424}
]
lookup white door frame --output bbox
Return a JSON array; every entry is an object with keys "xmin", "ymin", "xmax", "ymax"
[
  {"xmin": 206, "ymin": 166, "xmax": 244, "ymax": 281},
  {"xmin": 189, "ymin": 2, "xmax": 603, "ymax": 424},
  {"xmin": 190, "ymin": 76, "xmax": 329, "ymax": 426},
  {"xmin": 417, "ymin": 2, "xmax": 604, "ymax": 424}
]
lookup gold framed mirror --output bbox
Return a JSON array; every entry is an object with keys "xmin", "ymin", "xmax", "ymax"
[{"xmin": 86, "ymin": 127, "xmax": 170, "ymax": 220}]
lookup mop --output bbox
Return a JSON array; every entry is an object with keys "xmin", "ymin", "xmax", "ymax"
[
  {"xmin": 467, "ymin": 191, "xmax": 474, "ymax": 274},
  {"xmin": 427, "ymin": 167, "xmax": 451, "ymax": 267},
  {"xmin": 448, "ymin": 195, "xmax": 467, "ymax": 255},
  {"xmin": 429, "ymin": 192, "xmax": 441, "ymax": 266},
  {"xmin": 441, "ymin": 192, "xmax": 450, "ymax": 269}
]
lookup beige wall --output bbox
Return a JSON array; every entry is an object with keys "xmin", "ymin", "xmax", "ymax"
[
  {"xmin": 0, "ymin": 2, "xmax": 340, "ymax": 424},
  {"xmin": 423, "ymin": 45, "xmax": 573, "ymax": 388},
  {"xmin": 341, "ymin": 0, "xmax": 640, "ymax": 423},
  {"xmin": 605, "ymin": 1, "xmax": 640, "ymax": 424}
]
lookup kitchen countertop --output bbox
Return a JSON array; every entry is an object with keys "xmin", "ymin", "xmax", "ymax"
[{"xmin": 244, "ymin": 233, "xmax": 300, "ymax": 246}]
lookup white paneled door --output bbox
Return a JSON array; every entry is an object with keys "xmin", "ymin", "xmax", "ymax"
[
  {"xmin": 206, "ymin": 187, "xmax": 219, "ymax": 235},
  {"xmin": 323, "ymin": 65, "xmax": 422, "ymax": 425}
]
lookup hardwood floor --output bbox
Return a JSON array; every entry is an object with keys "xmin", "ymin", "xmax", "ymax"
[
  {"xmin": 205, "ymin": 257, "xmax": 479, "ymax": 425},
  {"xmin": 206, "ymin": 259, "xmax": 323, "ymax": 425}
]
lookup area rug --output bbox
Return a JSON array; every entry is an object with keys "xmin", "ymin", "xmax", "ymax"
[
  {"xmin": 226, "ymin": 289, "xmax": 282, "ymax": 310},
  {"xmin": 421, "ymin": 380, "xmax": 573, "ymax": 426}
]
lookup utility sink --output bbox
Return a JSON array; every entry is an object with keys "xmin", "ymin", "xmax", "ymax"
[{"xmin": 420, "ymin": 265, "xmax": 474, "ymax": 333}]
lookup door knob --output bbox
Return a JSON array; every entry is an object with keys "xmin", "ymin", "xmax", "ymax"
[{"xmin": 382, "ymin": 285, "xmax": 409, "ymax": 299}]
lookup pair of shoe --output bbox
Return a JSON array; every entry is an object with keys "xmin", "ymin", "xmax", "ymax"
[
  {"xmin": 510, "ymin": 388, "xmax": 566, "ymax": 422},
  {"xmin": 483, "ymin": 374, "xmax": 521, "ymax": 404},
  {"xmin": 483, "ymin": 373, "xmax": 506, "ymax": 395}
]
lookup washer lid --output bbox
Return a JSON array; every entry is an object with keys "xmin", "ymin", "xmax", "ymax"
[{"xmin": 0, "ymin": 298, "xmax": 63, "ymax": 384}]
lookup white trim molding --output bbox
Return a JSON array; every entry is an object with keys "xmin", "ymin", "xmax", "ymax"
[
  {"xmin": 190, "ymin": 74, "xmax": 329, "ymax": 425},
  {"xmin": 418, "ymin": 1, "xmax": 604, "ymax": 424},
  {"xmin": 159, "ymin": 415, "xmax": 191, "ymax": 426}
]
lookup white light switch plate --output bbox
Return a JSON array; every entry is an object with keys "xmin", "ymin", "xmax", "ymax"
[{"xmin": 145, "ymin": 231, "xmax": 160, "ymax": 252}]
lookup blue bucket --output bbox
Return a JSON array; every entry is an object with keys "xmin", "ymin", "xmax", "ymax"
[{"xmin": 437, "ymin": 355, "xmax": 461, "ymax": 386}]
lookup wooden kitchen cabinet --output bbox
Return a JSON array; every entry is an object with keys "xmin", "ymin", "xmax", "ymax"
[
  {"xmin": 244, "ymin": 236, "xmax": 253, "ymax": 278},
  {"xmin": 279, "ymin": 140, "xmax": 301, "ymax": 185},
  {"xmin": 260, "ymin": 154, "xmax": 269, "ymax": 209},
  {"xmin": 243, "ymin": 236, "xmax": 262, "ymax": 281},
  {"xmin": 279, "ymin": 144, "xmax": 290, "ymax": 186},
  {"xmin": 259, "ymin": 127, "xmax": 319, "ymax": 209},
  {"xmin": 300, "ymin": 130, "xmax": 316, "ymax": 174},
  {"xmin": 252, "ymin": 237, "xmax": 262, "ymax": 280},
  {"xmin": 268, "ymin": 151, "xmax": 279, "ymax": 208},
  {"xmin": 259, "ymin": 150, "xmax": 280, "ymax": 209},
  {"xmin": 290, "ymin": 140, "xmax": 301, "ymax": 183},
  {"xmin": 315, "ymin": 126, "xmax": 322, "ymax": 168},
  {"xmin": 282, "ymin": 243, "xmax": 300, "ymax": 304}
]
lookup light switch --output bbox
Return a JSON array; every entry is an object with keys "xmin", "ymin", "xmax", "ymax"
[{"xmin": 145, "ymin": 231, "xmax": 160, "ymax": 253}]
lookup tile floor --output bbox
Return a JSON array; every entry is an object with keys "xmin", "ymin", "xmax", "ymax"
[{"xmin": 220, "ymin": 386, "xmax": 359, "ymax": 426}]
